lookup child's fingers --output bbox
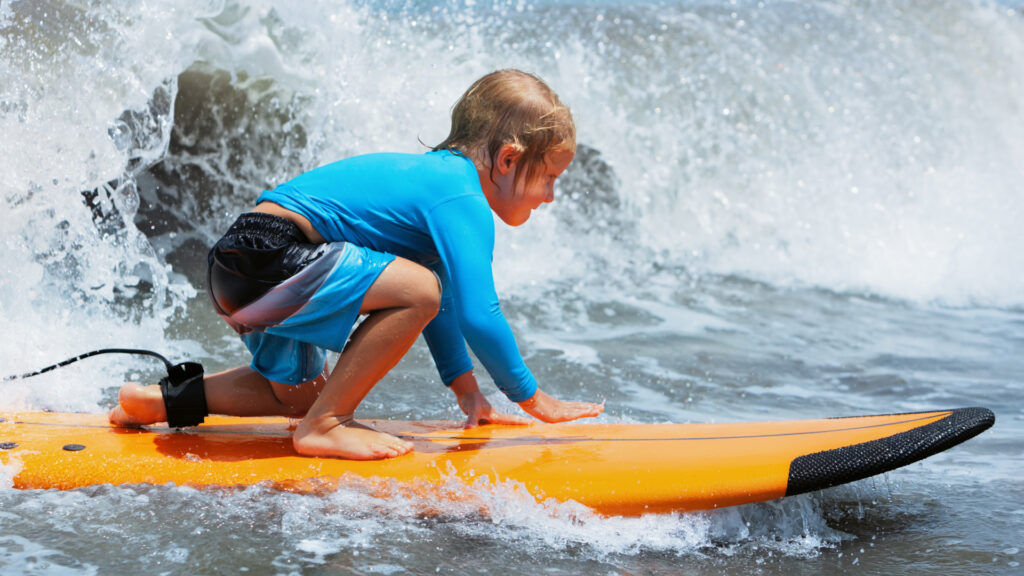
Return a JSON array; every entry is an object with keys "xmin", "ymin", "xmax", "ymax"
[{"xmin": 557, "ymin": 401, "xmax": 604, "ymax": 422}]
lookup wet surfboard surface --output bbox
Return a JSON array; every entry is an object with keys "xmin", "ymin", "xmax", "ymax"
[{"xmin": 0, "ymin": 408, "xmax": 994, "ymax": 515}]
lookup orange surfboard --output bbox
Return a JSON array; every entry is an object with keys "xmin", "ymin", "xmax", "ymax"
[{"xmin": 0, "ymin": 408, "xmax": 993, "ymax": 515}]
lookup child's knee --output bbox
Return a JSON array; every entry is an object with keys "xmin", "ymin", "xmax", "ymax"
[{"xmin": 411, "ymin": 269, "xmax": 441, "ymax": 319}]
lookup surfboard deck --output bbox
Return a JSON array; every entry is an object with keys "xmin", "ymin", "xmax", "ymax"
[{"xmin": 0, "ymin": 408, "xmax": 993, "ymax": 515}]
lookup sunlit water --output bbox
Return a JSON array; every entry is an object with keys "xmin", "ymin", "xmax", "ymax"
[{"xmin": 1, "ymin": 0, "xmax": 1022, "ymax": 574}]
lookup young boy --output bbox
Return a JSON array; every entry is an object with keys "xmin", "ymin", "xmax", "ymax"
[{"xmin": 110, "ymin": 69, "xmax": 603, "ymax": 459}]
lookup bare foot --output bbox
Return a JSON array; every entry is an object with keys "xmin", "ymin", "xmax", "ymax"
[
  {"xmin": 108, "ymin": 382, "xmax": 167, "ymax": 427},
  {"xmin": 293, "ymin": 415, "xmax": 414, "ymax": 460}
]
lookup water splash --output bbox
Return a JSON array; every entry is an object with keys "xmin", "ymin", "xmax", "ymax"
[{"xmin": 3, "ymin": 1, "xmax": 1022, "ymax": 394}]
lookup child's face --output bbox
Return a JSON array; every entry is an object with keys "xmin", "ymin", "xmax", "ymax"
[{"xmin": 491, "ymin": 148, "xmax": 574, "ymax": 226}]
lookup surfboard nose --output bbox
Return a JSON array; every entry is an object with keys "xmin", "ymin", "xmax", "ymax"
[{"xmin": 785, "ymin": 407, "xmax": 995, "ymax": 497}]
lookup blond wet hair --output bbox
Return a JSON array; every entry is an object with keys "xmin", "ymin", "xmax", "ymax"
[{"xmin": 434, "ymin": 69, "xmax": 575, "ymax": 189}]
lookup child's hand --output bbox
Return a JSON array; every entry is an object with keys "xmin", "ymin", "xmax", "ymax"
[
  {"xmin": 458, "ymin": 390, "xmax": 533, "ymax": 428},
  {"xmin": 450, "ymin": 371, "xmax": 532, "ymax": 428},
  {"xmin": 518, "ymin": 389, "xmax": 604, "ymax": 423}
]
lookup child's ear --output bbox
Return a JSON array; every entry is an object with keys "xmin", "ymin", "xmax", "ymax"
[{"xmin": 495, "ymin": 144, "xmax": 521, "ymax": 175}]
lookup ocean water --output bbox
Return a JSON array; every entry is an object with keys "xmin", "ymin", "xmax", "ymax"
[{"xmin": 1, "ymin": 0, "xmax": 1022, "ymax": 574}]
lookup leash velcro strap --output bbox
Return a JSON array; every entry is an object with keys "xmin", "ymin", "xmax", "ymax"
[{"xmin": 159, "ymin": 362, "xmax": 208, "ymax": 428}]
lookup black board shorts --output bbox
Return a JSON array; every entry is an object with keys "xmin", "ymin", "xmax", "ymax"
[{"xmin": 207, "ymin": 212, "xmax": 395, "ymax": 385}]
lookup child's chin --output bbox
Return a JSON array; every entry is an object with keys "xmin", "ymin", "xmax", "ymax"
[{"xmin": 501, "ymin": 212, "xmax": 530, "ymax": 226}]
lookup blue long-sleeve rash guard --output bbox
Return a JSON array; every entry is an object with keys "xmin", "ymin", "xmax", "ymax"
[{"xmin": 256, "ymin": 149, "xmax": 538, "ymax": 403}]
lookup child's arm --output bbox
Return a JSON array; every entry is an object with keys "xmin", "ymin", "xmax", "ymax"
[
  {"xmin": 427, "ymin": 194, "xmax": 602, "ymax": 418},
  {"xmin": 426, "ymin": 196, "xmax": 539, "ymax": 402},
  {"xmin": 421, "ymin": 279, "xmax": 476, "ymax": 385}
]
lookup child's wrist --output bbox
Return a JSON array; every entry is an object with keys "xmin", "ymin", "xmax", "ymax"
[
  {"xmin": 516, "ymin": 388, "xmax": 543, "ymax": 407},
  {"xmin": 448, "ymin": 371, "xmax": 479, "ymax": 398}
]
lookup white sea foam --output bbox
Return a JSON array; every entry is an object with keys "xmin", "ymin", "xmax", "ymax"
[
  {"xmin": 283, "ymin": 464, "xmax": 852, "ymax": 560},
  {"xmin": 0, "ymin": 535, "xmax": 99, "ymax": 576},
  {"xmin": 0, "ymin": 455, "xmax": 19, "ymax": 491}
]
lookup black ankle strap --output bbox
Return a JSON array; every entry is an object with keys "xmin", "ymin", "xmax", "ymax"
[{"xmin": 159, "ymin": 362, "xmax": 208, "ymax": 428}]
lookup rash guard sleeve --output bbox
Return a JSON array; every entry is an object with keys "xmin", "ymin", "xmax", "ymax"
[
  {"xmin": 421, "ymin": 267, "xmax": 474, "ymax": 385},
  {"xmin": 425, "ymin": 194, "xmax": 538, "ymax": 403}
]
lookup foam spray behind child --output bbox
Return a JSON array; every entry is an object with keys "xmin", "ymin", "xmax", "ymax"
[{"xmin": 110, "ymin": 69, "xmax": 604, "ymax": 460}]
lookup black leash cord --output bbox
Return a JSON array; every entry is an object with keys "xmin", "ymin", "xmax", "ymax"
[{"xmin": 3, "ymin": 348, "xmax": 174, "ymax": 381}]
